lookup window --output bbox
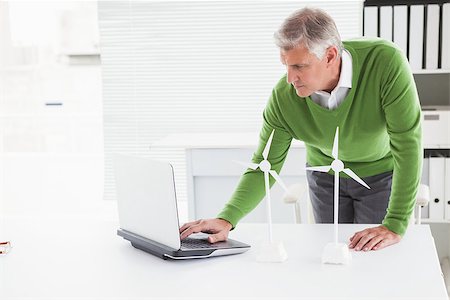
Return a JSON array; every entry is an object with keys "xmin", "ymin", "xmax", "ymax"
[{"xmin": 98, "ymin": 1, "xmax": 363, "ymax": 205}]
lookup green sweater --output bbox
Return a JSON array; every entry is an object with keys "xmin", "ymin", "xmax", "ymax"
[{"xmin": 217, "ymin": 39, "xmax": 423, "ymax": 236}]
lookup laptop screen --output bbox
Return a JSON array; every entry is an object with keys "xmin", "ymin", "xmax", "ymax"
[{"xmin": 114, "ymin": 154, "xmax": 181, "ymax": 250}]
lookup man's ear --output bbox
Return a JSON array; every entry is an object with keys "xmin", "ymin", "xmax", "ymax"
[{"xmin": 325, "ymin": 46, "xmax": 338, "ymax": 65}]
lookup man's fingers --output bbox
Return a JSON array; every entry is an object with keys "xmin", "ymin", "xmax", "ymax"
[
  {"xmin": 372, "ymin": 239, "xmax": 386, "ymax": 251},
  {"xmin": 349, "ymin": 226, "xmax": 402, "ymax": 251},
  {"xmin": 180, "ymin": 224, "xmax": 204, "ymax": 240},
  {"xmin": 179, "ymin": 220, "xmax": 201, "ymax": 233},
  {"xmin": 361, "ymin": 235, "xmax": 383, "ymax": 251},
  {"xmin": 348, "ymin": 231, "xmax": 364, "ymax": 248},
  {"xmin": 349, "ymin": 229, "xmax": 367, "ymax": 248},
  {"xmin": 353, "ymin": 233, "xmax": 377, "ymax": 251},
  {"xmin": 179, "ymin": 218, "xmax": 233, "ymax": 242},
  {"xmin": 373, "ymin": 235, "xmax": 401, "ymax": 251},
  {"xmin": 208, "ymin": 231, "xmax": 227, "ymax": 244},
  {"xmin": 373, "ymin": 238, "xmax": 397, "ymax": 251},
  {"xmin": 348, "ymin": 229, "xmax": 377, "ymax": 250},
  {"xmin": 179, "ymin": 223, "xmax": 190, "ymax": 234}
]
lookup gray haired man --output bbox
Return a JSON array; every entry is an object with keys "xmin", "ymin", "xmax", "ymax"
[{"xmin": 180, "ymin": 7, "xmax": 422, "ymax": 253}]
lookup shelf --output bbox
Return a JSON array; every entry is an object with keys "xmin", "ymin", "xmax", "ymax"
[
  {"xmin": 421, "ymin": 218, "xmax": 450, "ymax": 224},
  {"xmin": 413, "ymin": 69, "xmax": 450, "ymax": 74}
]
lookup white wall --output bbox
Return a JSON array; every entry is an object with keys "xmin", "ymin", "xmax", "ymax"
[{"xmin": 0, "ymin": 2, "xmax": 104, "ymax": 215}]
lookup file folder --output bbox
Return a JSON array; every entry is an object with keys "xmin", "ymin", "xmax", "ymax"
[
  {"xmin": 421, "ymin": 158, "xmax": 430, "ymax": 219},
  {"xmin": 445, "ymin": 158, "xmax": 450, "ymax": 220},
  {"xmin": 409, "ymin": 5, "xmax": 424, "ymax": 71},
  {"xmin": 429, "ymin": 157, "xmax": 445, "ymax": 220},
  {"xmin": 393, "ymin": 5, "xmax": 408, "ymax": 55},
  {"xmin": 425, "ymin": 4, "xmax": 440, "ymax": 69},
  {"xmin": 364, "ymin": 6, "xmax": 378, "ymax": 38},
  {"xmin": 442, "ymin": 3, "xmax": 450, "ymax": 69},
  {"xmin": 380, "ymin": 6, "xmax": 393, "ymax": 42}
]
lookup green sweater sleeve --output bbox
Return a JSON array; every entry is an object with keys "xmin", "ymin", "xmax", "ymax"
[
  {"xmin": 380, "ymin": 49, "xmax": 423, "ymax": 235},
  {"xmin": 217, "ymin": 90, "xmax": 293, "ymax": 228}
]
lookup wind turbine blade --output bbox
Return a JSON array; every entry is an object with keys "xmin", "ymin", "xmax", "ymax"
[
  {"xmin": 306, "ymin": 165, "xmax": 331, "ymax": 173},
  {"xmin": 262, "ymin": 130, "xmax": 275, "ymax": 160},
  {"xmin": 269, "ymin": 170, "xmax": 289, "ymax": 193},
  {"xmin": 233, "ymin": 160, "xmax": 259, "ymax": 170},
  {"xmin": 343, "ymin": 168, "xmax": 371, "ymax": 189},
  {"xmin": 332, "ymin": 127, "xmax": 339, "ymax": 159}
]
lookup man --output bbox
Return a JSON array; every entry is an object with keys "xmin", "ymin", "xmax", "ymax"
[{"xmin": 180, "ymin": 7, "xmax": 422, "ymax": 252}]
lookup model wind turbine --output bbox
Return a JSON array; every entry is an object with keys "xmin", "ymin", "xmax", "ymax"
[
  {"xmin": 306, "ymin": 127, "xmax": 371, "ymax": 265},
  {"xmin": 235, "ymin": 130, "xmax": 289, "ymax": 262}
]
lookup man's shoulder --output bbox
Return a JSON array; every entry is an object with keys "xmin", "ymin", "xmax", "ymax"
[
  {"xmin": 344, "ymin": 38, "xmax": 405, "ymax": 70},
  {"xmin": 273, "ymin": 74, "xmax": 290, "ymax": 94},
  {"xmin": 344, "ymin": 38, "xmax": 398, "ymax": 56}
]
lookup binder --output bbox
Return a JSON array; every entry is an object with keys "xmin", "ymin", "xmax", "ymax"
[
  {"xmin": 445, "ymin": 158, "xmax": 450, "ymax": 220},
  {"xmin": 409, "ymin": 5, "xmax": 424, "ymax": 71},
  {"xmin": 429, "ymin": 157, "xmax": 445, "ymax": 220},
  {"xmin": 393, "ymin": 5, "xmax": 408, "ymax": 55},
  {"xmin": 442, "ymin": 3, "xmax": 450, "ymax": 69},
  {"xmin": 425, "ymin": 4, "xmax": 440, "ymax": 69},
  {"xmin": 364, "ymin": 6, "xmax": 378, "ymax": 38},
  {"xmin": 420, "ymin": 158, "xmax": 430, "ymax": 219},
  {"xmin": 380, "ymin": 6, "xmax": 393, "ymax": 42}
]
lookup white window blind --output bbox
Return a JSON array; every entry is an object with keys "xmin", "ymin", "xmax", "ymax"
[{"xmin": 98, "ymin": 1, "xmax": 362, "ymax": 202}]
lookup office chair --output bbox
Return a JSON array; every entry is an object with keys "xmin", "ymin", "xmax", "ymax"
[
  {"xmin": 413, "ymin": 183, "xmax": 430, "ymax": 225},
  {"xmin": 283, "ymin": 183, "xmax": 313, "ymax": 224},
  {"xmin": 283, "ymin": 183, "xmax": 430, "ymax": 225}
]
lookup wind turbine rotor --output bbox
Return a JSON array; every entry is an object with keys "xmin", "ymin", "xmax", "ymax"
[
  {"xmin": 259, "ymin": 160, "xmax": 271, "ymax": 172},
  {"xmin": 331, "ymin": 159, "xmax": 344, "ymax": 172}
]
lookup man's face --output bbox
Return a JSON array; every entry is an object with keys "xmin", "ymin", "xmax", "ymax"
[{"xmin": 280, "ymin": 45, "xmax": 329, "ymax": 97}]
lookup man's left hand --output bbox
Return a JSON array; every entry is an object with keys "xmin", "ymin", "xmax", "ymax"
[{"xmin": 348, "ymin": 225, "xmax": 401, "ymax": 251}]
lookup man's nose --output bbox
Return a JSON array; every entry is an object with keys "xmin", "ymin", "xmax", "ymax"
[{"xmin": 286, "ymin": 68, "xmax": 297, "ymax": 84}]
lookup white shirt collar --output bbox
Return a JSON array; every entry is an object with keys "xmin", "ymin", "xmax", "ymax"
[{"xmin": 339, "ymin": 49, "xmax": 352, "ymax": 89}]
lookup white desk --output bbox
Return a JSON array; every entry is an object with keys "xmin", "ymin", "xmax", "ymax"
[
  {"xmin": 1, "ymin": 212, "xmax": 448, "ymax": 299},
  {"xmin": 152, "ymin": 132, "xmax": 450, "ymax": 263}
]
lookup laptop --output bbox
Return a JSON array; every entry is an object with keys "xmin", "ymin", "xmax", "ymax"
[{"xmin": 113, "ymin": 154, "xmax": 250, "ymax": 260}]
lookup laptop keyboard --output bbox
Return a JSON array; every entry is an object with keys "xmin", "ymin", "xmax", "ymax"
[{"xmin": 181, "ymin": 238, "xmax": 215, "ymax": 249}]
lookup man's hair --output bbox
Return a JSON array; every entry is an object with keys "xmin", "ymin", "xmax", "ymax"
[{"xmin": 274, "ymin": 7, "xmax": 343, "ymax": 59}]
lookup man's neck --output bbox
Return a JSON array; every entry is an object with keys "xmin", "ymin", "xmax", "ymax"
[{"xmin": 322, "ymin": 56, "xmax": 342, "ymax": 93}]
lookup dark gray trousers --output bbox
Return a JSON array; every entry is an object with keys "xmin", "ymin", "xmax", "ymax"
[{"xmin": 306, "ymin": 169, "xmax": 393, "ymax": 224}]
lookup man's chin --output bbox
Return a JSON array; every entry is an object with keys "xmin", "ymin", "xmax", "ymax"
[{"xmin": 295, "ymin": 89, "xmax": 312, "ymax": 98}]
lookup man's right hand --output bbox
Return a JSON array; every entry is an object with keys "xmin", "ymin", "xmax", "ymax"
[{"xmin": 179, "ymin": 218, "xmax": 233, "ymax": 243}]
